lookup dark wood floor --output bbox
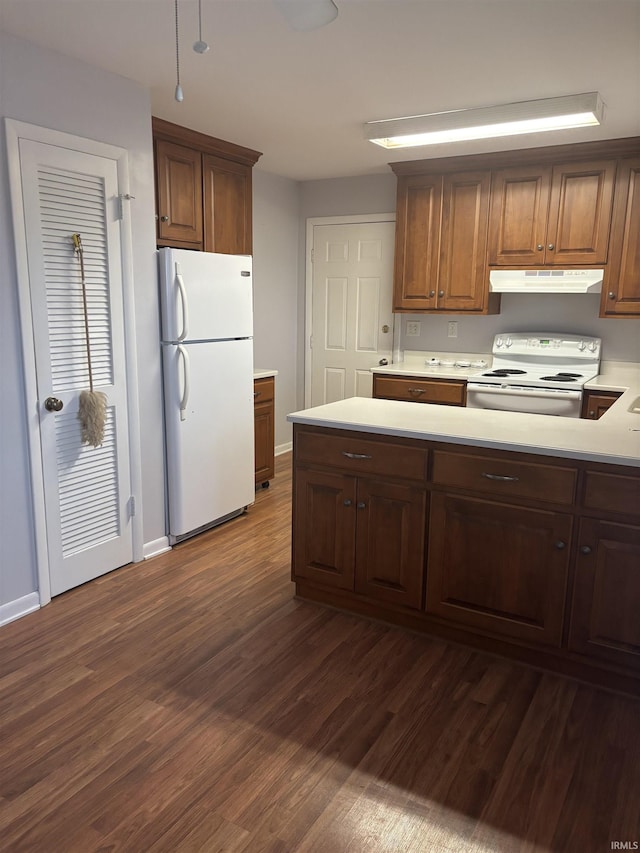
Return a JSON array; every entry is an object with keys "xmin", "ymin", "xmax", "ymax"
[{"xmin": 1, "ymin": 453, "xmax": 639, "ymax": 852}]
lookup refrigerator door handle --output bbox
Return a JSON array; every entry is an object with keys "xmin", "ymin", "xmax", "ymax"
[
  {"xmin": 175, "ymin": 263, "xmax": 189, "ymax": 342},
  {"xmin": 177, "ymin": 344, "xmax": 190, "ymax": 421}
]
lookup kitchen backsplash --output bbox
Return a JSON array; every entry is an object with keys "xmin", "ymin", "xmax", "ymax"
[{"xmin": 398, "ymin": 294, "xmax": 640, "ymax": 363}]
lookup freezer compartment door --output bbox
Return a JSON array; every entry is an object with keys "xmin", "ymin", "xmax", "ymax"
[
  {"xmin": 163, "ymin": 338, "xmax": 255, "ymax": 538},
  {"xmin": 159, "ymin": 248, "xmax": 253, "ymax": 342}
]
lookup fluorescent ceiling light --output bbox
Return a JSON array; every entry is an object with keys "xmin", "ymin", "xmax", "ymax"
[{"xmin": 365, "ymin": 93, "xmax": 604, "ymax": 149}]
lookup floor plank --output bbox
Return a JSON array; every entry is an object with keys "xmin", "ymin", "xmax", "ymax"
[{"xmin": 1, "ymin": 453, "xmax": 639, "ymax": 852}]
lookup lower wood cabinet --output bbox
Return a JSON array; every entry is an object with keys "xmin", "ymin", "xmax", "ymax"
[
  {"xmin": 425, "ymin": 492, "xmax": 571, "ymax": 647},
  {"xmin": 569, "ymin": 517, "xmax": 640, "ymax": 673},
  {"xmin": 254, "ymin": 377, "xmax": 275, "ymax": 487},
  {"xmin": 291, "ymin": 425, "xmax": 640, "ymax": 693},
  {"xmin": 373, "ymin": 374, "xmax": 466, "ymax": 406},
  {"xmin": 581, "ymin": 390, "xmax": 622, "ymax": 420},
  {"xmin": 293, "ymin": 467, "xmax": 427, "ymax": 609}
]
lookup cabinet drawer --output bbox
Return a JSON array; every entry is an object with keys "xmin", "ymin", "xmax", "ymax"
[
  {"xmin": 295, "ymin": 430, "xmax": 428, "ymax": 483},
  {"xmin": 373, "ymin": 375, "xmax": 466, "ymax": 406},
  {"xmin": 582, "ymin": 470, "xmax": 640, "ymax": 519},
  {"xmin": 253, "ymin": 376, "xmax": 274, "ymax": 404},
  {"xmin": 432, "ymin": 450, "xmax": 576, "ymax": 505}
]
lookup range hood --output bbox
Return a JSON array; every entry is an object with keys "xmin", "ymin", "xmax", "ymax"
[{"xmin": 489, "ymin": 269, "xmax": 603, "ymax": 293}]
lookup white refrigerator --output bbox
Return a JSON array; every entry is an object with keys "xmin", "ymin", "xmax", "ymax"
[{"xmin": 159, "ymin": 248, "xmax": 255, "ymax": 543}]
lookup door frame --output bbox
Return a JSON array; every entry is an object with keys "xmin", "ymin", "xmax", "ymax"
[
  {"xmin": 5, "ymin": 119, "xmax": 144, "ymax": 607},
  {"xmin": 304, "ymin": 213, "xmax": 400, "ymax": 408}
]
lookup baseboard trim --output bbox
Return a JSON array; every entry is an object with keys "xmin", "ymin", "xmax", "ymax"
[
  {"xmin": 0, "ymin": 592, "xmax": 40, "ymax": 627},
  {"xmin": 275, "ymin": 441, "xmax": 292, "ymax": 457},
  {"xmin": 143, "ymin": 536, "xmax": 172, "ymax": 560}
]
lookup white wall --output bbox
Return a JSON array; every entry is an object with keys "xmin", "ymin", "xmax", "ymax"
[
  {"xmin": 397, "ymin": 296, "xmax": 640, "ymax": 362},
  {"xmin": 0, "ymin": 33, "xmax": 166, "ymax": 612},
  {"xmin": 252, "ymin": 170, "xmax": 300, "ymax": 449}
]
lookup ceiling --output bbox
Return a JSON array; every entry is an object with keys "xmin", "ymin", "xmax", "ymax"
[{"xmin": 1, "ymin": 0, "xmax": 639, "ymax": 181}]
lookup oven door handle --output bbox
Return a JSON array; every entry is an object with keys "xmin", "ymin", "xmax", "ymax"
[{"xmin": 467, "ymin": 384, "xmax": 582, "ymax": 400}]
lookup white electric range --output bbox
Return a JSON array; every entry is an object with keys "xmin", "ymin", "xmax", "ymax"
[{"xmin": 466, "ymin": 332, "xmax": 601, "ymax": 417}]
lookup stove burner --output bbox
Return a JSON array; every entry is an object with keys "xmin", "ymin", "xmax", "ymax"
[
  {"xmin": 483, "ymin": 369, "xmax": 527, "ymax": 377},
  {"xmin": 540, "ymin": 375, "xmax": 579, "ymax": 382},
  {"xmin": 556, "ymin": 372, "xmax": 583, "ymax": 378}
]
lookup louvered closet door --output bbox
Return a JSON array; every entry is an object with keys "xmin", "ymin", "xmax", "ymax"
[{"xmin": 18, "ymin": 140, "xmax": 133, "ymax": 596}]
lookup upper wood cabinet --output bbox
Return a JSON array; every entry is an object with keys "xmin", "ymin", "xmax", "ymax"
[
  {"xmin": 152, "ymin": 118, "xmax": 262, "ymax": 255},
  {"xmin": 600, "ymin": 157, "xmax": 640, "ymax": 317},
  {"xmin": 488, "ymin": 159, "xmax": 616, "ymax": 266},
  {"xmin": 393, "ymin": 169, "xmax": 500, "ymax": 314},
  {"xmin": 155, "ymin": 140, "xmax": 203, "ymax": 247}
]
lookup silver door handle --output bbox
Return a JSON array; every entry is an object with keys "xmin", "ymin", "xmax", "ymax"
[
  {"xmin": 44, "ymin": 396, "xmax": 63, "ymax": 412},
  {"xmin": 482, "ymin": 472, "xmax": 519, "ymax": 482},
  {"xmin": 341, "ymin": 451, "xmax": 372, "ymax": 460}
]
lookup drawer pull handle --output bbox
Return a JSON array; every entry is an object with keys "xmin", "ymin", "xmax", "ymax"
[
  {"xmin": 343, "ymin": 499, "xmax": 352, "ymax": 507},
  {"xmin": 341, "ymin": 451, "xmax": 373, "ymax": 460},
  {"xmin": 357, "ymin": 502, "xmax": 366, "ymax": 509},
  {"xmin": 481, "ymin": 472, "xmax": 519, "ymax": 482},
  {"xmin": 554, "ymin": 540, "xmax": 566, "ymax": 550},
  {"xmin": 408, "ymin": 388, "xmax": 425, "ymax": 396},
  {"xmin": 580, "ymin": 545, "xmax": 592, "ymax": 555}
]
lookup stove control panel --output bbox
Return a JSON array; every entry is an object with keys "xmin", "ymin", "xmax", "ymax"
[{"xmin": 493, "ymin": 333, "xmax": 601, "ymax": 359}]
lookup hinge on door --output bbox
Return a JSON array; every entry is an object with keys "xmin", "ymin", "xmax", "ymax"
[
  {"xmin": 311, "ymin": 248, "xmax": 314, "ymax": 262},
  {"xmin": 309, "ymin": 335, "xmax": 313, "ymax": 350},
  {"xmin": 128, "ymin": 495, "xmax": 136, "ymax": 517}
]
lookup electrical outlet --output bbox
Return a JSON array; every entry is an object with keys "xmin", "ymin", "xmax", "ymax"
[
  {"xmin": 447, "ymin": 321, "xmax": 458, "ymax": 338},
  {"xmin": 406, "ymin": 321, "xmax": 421, "ymax": 337}
]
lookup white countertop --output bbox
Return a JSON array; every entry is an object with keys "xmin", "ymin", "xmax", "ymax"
[
  {"xmin": 254, "ymin": 369, "xmax": 278, "ymax": 380},
  {"xmin": 371, "ymin": 350, "xmax": 491, "ymax": 381},
  {"xmin": 288, "ymin": 364, "xmax": 640, "ymax": 467}
]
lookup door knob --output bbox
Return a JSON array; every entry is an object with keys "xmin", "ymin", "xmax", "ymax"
[
  {"xmin": 44, "ymin": 397, "xmax": 63, "ymax": 412},
  {"xmin": 381, "ymin": 325, "xmax": 390, "ymax": 334}
]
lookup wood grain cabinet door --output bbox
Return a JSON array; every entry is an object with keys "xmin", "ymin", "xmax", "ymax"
[
  {"xmin": 155, "ymin": 140, "xmax": 203, "ymax": 247},
  {"xmin": 546, "ymin": 159, "xmax": 616, "ymax": 265},
  {"xmin": 203, "ymin": 153, "xmax": 252, "ymax": 255},
  {"xmin": 254, "ymin": 377, "xmax": 275, "ymax": 486},
  {"xmin": 393, "ymin": 175, "xmax": 442, "ymax": 310},
  {"xmin": 426, "ymin": 493, "xmax": 572, "ymax": 646},
  {"xmin": 488, "ymin": 165, "xmax": 551, "ymax": 266},
  {"xmin": 601, "ymin": 157, "xmax": 640, "ymax": 316},
  {"xmin": 569, "ymin": 518, "xmax": 640, "ymax": 672},
  {"xmin": 437, "ymin": 170, "xmax": 491, "ymax": 311},
  {"xmin": 293, "ymin": 468, "xmax": 356, "ymax": 590},
  {"xmin": 354, "ymin": 479, "xmax": 427, "ymax": 610}
]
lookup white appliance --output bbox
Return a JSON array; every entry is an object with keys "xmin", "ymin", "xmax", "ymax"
[
  {"xmin": 489, "ymin": 269, "xmax": 604, "ymax": 293},
  {"xmin": 466, "ymin": 332, "xmax": 601, "ymax": 418},
  {"xmin": 159, "ymin": 248, "xmax": 255, "ymax": 543}
]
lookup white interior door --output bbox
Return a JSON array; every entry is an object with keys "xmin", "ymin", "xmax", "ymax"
[
  {"xmin": 16, "ymin": 138, "xmax": 133, "ymax": 597},
  {"xmin": 310, "ymin": 221, "xmax": 395, "ymax": 406}
]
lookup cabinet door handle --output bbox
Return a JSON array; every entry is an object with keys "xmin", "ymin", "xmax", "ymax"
[
  {"xmin": 438, "ymin": 290, "xmax": 445, "ymax": 297},
  {"xmin": 160, "ymin": 215, "xmax": 169, "ymax": 222},
  {"xmin": 547, "ymin": 243, "xmax": 555, "ymax": 251},
  {"xmin": 608, "ymin": 292, "xmax": 616, "ymax": 300},
  {"xmin": 580, "ymin": 545, "xmax": 592, "ymax": 555},
  {"xmin": 536, "ymin": 244, "xmax": 544, "ymax": 251},
  {"xmin": 481, "ymin": 472, "xmax": 519, "ymax": 482},
  {"xmin": 343, "ymin": 499, "xmax": 352, "ymax": 507},
  {"xmin": 407, "ymin": 388, "xmax": 425, "ymax": 397},
  {"xmin": 554, "ymin": 540, "xmax": 566, "ymax": 550},
  {"xmin": 254, "ymin": 391, "xmax": 260, "ymax": 398},
  {"xmin": 429, "ymin": 290, "xmax": 435, "ymax": 297},
  {"xmin": 356, "ymin": 502, "xmax": 366, "ymax": 509},
  {"xmin": 341, "ymin": 451, "xmax": 372, "ymax": 460}
]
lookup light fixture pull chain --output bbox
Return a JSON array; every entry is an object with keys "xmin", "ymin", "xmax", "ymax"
[{"xmin": 174, "ymin": 0, "xmax": 184, "ymax": 101}]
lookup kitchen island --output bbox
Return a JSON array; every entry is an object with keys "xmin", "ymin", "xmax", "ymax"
[{"xmin": 287, "ymin": 388, "xmax": 640, "ymax": 694}]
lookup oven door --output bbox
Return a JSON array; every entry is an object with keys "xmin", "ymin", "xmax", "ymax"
[{"xmin": 466, "ymin": 382, "xmax": 583, "ymax": 417}]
